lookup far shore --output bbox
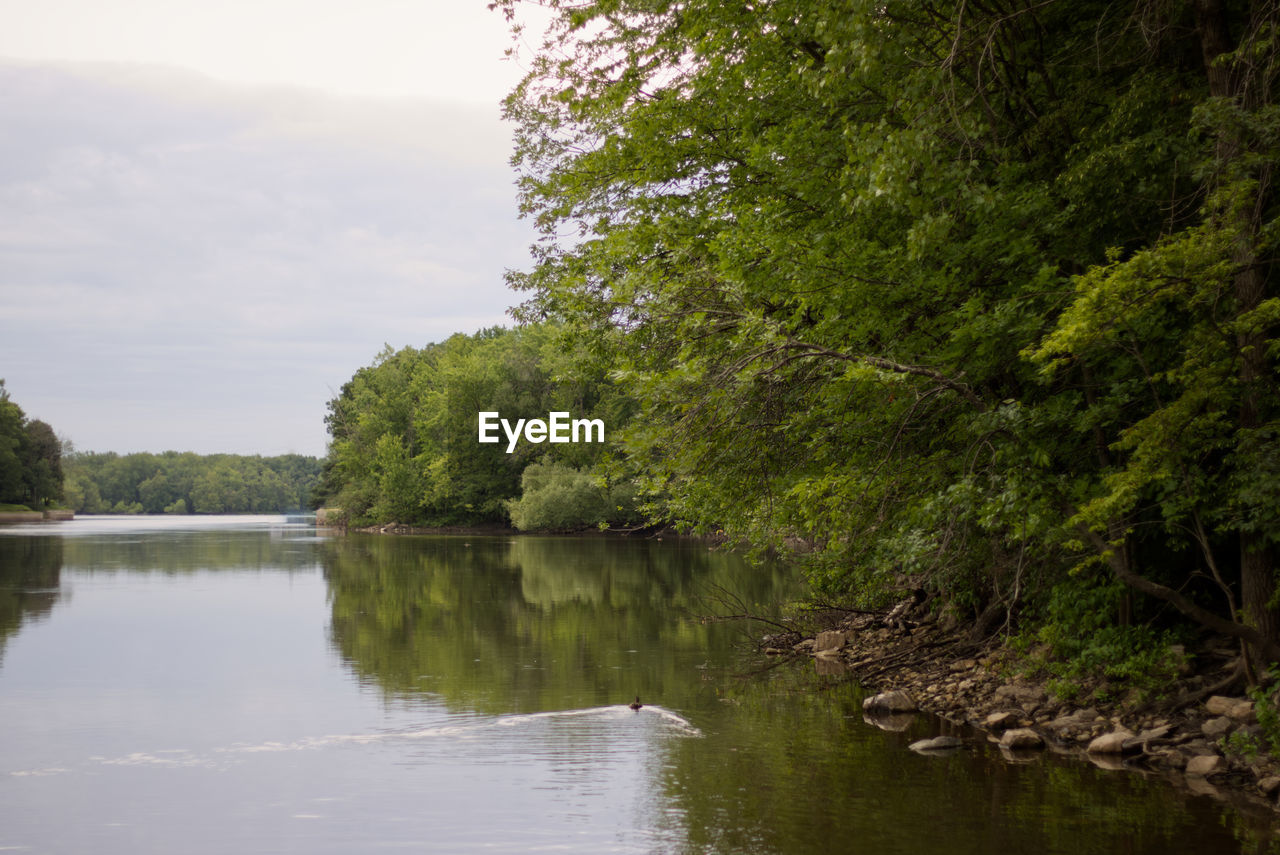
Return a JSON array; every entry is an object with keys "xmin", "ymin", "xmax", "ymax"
[{"xmin": 0, "ymin": 509, "xmax": 74, "ymax": 524}]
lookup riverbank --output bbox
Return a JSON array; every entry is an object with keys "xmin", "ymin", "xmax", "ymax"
[
  {"xmin": 334, "ymin": 515, "xmax": 683, "ymax": 539},
  {"xmin": 768, "ymin": 598, "xmax": 1280, "ymax": 816},
  {"xmin": 0, "ymin": 509, "xmax": 74, "ymax": 523}
]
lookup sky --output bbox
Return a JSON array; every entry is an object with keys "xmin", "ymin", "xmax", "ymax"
[{"xmin": 0, "ymin": 0, "xmax": 550, "ymax": 457}]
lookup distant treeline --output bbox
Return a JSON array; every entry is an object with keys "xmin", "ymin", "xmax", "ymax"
[
  {"xmin": 64, "ymin": 450, "xmax": 324, "ymax": 515},
  {"xmin": 324, "ymin": 324, "xmax": 640, "ymax": 530},
  {"xmin": 0, "ymin": 380, "xmax": 62, "ymax": 510}
]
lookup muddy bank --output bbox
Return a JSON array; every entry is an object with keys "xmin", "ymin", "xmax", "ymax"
[{"xmin": 765, "ymin": 598, "xmax": 1280, "ymax": 815}]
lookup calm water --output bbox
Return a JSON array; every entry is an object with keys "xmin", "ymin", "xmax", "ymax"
[{"xmin": 0, "ymin": 516, "xmax": 1275, "ymax": 853}]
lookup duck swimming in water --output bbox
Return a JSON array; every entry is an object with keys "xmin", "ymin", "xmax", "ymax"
[{"xmin": 629, "ymin": 696, "xmax": 643, "ymax": 711}]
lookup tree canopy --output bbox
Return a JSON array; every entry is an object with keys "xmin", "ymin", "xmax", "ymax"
[
  {"xmin": 63, "ymin": 450, "xmax": 324, "ymax": 515},
  {"xmin": 0, "ymin": 380, "xmax": 63, "ymax": 510},
  {"xmin": 488, "ymin": 0, "xmax": 1280, "ymax": 670},
  {"xmin": 323, "ymin": 325, "xmax": 639, "ymax": 528}
]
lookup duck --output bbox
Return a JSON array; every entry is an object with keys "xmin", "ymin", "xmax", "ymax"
[{"xmin": 629, "ymin": 696, "xmax": 643, "ymax": 711}]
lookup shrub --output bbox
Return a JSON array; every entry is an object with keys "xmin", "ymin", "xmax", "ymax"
[
  {"xmin": 507, "ymin": 462, "xmax": 630, "ymax": 531},
  {"xmin": 1027, "ymin": 574, "xmax": 1188, "ymax": 703}
]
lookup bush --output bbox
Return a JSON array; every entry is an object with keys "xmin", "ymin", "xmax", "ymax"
[
  {"xmin": 1252, "ymin": 681, "xmax": 1280, "ymax": 758},
  {"xmin": 1026, "ymin": 575, "xmax": 1188, "ymax": 703},
  {"xmin": 507, "ymin": 463, "xmax": 625, "ymax": 531}
]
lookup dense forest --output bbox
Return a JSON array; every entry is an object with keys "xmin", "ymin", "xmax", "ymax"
[
  {"xmin": 0, "ymin": 380, "xmax": 62, "ymax": 510},
  {"xmin": 325, "ymin": 0, "xmax": 1279, "ymax": 691},
  {"xmin": 323, "ymin": 325, "xmax": 640, "ymax": 529},
  {"xmin": 63, "ymin": 450, "xmax": 324, "ymax": 515}
]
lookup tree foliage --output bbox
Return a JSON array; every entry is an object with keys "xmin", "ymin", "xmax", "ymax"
[
  {"xmin": 0, "ymin": 380, "xmax": 64, "ymax": 509},
  {"xmin": 323, "ymin": 324, "xmax": 638, "ymax": 528},
  {"xmin": 63, "ymin": 450, "xmax": 323, "ymax": 515},
  {"xmin": 492, "ymin": 0, "xmax": 1280, "ymax": 666}
]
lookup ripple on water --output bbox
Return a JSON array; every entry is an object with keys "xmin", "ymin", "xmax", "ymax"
[{"xmin": 8, "ymin": 704, "xmax": 701, "ymax": 779}]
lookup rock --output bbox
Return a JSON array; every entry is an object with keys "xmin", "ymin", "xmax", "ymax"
[
  {"xmin": 1045, "ymin": 708, "xmax": 1096, "ymax": 733},
  {"xmin": 1227, "ymin": 700, "xmax": 1256, "ymax": 723},
  {"xmin": 1205, "ymin": 695, "xmax": 1234, "ymax": 716},
  {"xmin": 1000, "ymin": 728, "xmax": 1044, "ymax": 750},
  {"xmin": 862, "ymin": 690, "xmax": 916, "ymax": 714},
  {"xmin": 1186, "ymin": 754, "xmax": 1225, "ymax": 777},
  {"xmin": 1131, "ymin": 724, "xmax": 1173, "ymax": 744},
  {"xmin": 909, "ymin": 735, "xmax": 964, "ymax": 753},
  {"xmin": 994, "ymin": 683, "xmax": 1046, "ymax": 710},
  {"xmin": 793, "ymin": 639, "xmax": 815, "ymax": 653},
  {"xmin": 949, "ymin": 659, "xmax": 977, "ymax": 672},
  {"xmin": 1259, "ymin": 776, "xmax": 1280, "ymax": 796},
  {"xmin": 1087, "ymin": 732, "xmax": 1135, "ymax": 755},
  {"xmin": 984, "ymin": 711, "xmax": 1018, "ymax": 731},
  {"xmin": 1201, "ymin": 716, "xmax": 1234, "ymax": 739},
  {"xmin": 813, "ymin": 630, "xmax": 848, "ymax": 654},
  {"xmin": 1119, "ymin": 725, "xmax": 1174, "ymax": 753},
  {"xmin": 1153, "ymin": 748, "xmax": 1187, "ymax": 770}
]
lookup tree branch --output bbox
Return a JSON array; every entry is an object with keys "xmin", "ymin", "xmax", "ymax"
[
  {"xmin": 1077, "ymin": 522, "xmax": 1280, "ymax": 663},
  {"xmin": 776, "ymin": 340, "xmax": 988, "ymax": 411}
]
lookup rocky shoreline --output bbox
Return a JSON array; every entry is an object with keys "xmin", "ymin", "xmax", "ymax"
[{"xmin": 764, "ymin": 598, "xmax": 1280, "ymax": 816}]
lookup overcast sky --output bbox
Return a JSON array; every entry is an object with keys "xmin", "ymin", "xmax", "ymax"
[{"xmin": 0, "ymin": 0, "xmax": 548, "ymax": 456}]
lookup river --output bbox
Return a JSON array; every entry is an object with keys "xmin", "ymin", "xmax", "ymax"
[{"xmin": 0, "ymin": 515, "xmax": 1274, "ymax": 853}]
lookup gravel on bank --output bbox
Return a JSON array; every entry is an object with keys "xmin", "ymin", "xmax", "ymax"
[{"xmin": 762, "ymin": 597, "xmax": 1280, "ymax": 814}]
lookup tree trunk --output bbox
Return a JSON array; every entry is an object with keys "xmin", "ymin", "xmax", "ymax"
[{"xmin": 1196, "ymin": 0, "xmax": 1280, "ymax": 669}]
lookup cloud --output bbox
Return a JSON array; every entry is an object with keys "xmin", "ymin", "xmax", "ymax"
[
  {"xmin": 0, "ymin": 60, "xmax": 535, "ymax": 456},
  {"xmin": 0, "ymin": 0, "xmax": 541, "ymax": 102}
]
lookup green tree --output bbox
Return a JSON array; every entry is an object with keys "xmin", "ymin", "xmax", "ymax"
[
  {"xmin": 0, "ymin": 382, "xmax": 64, "ymax": 509},
  {"xmin": 1033, "ymin": 0, "xmax": 1280, "ymax": 667},
  {"xmin": 0, "ymin": 381, "xmax": 26, "ymax": 505},
  {"xmin": 508, "ymin": 461, "xmax": 610, "ymax": 531},
  {"xmin": 21, "ymin": 420, "xmax": 62, "ymax": 508},
  {"xmin": 324, "ymin": 324, "xmax": 634, "ymax": 527},
  {"xmin": 494, "ymin": 0, "xmax": 1279, "ymax": 663},
  {"xmin": 63, "ymin": 450, "xmax": 323, "ymax": 515}
]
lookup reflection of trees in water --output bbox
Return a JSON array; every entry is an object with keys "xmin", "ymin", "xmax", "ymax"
[
  {"xmin": 321, "ymin": 535, "xmax": 801, "ymax": 714},
  {"xmin": 324, "ymin": 535, "xmax": 1272, "ymax": 852},
  {"xmin": 0, "ymin": 530, "xmax": 322, "ymax": 661},
  {"xmin": 0, "ymin": 536, "xmax": 64, "ymax": 660},
  {"xmin": 658, "ymin": 671, "xmax": 1264, "ymax": 855},
  {"xmin": 55, "ymin": 531, "xmax": 321, "ymax": 574}
]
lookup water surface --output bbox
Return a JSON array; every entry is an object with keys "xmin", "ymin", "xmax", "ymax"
[{"xmin": 0, "ymin": 516, "xmax": 1274, "ymax": 853}]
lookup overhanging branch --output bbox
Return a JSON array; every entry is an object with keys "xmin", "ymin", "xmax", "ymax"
[
  {"xmin": 1077, "ymin": 523, "xmax": 1280, "ymax": 663},
  {"xmin": 777, "ymin": 340, "xmax": 988, "ymax": 411}
]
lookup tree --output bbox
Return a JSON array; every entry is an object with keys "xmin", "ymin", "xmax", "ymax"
[
  {"xmin": 508, "ymin": 461, "xmax": 614, "ymax": 530},
  {"xmin": 62, "ymin": 451, "xmax": 323, "ymax": 515},
  {"xmin": 0, "ymin": 381, "xmax": 25, "ymax": 504},
  {"xmin": 0, "ymin": 382, "xmax": 63, "ymax": 508},
  {"xmin": 21, "ymin": 420, "xmax": 62, "ymax": 508},
  {"xmin": 1033, "ymin": 0, "xmax": 1280, "ymax": 668},
  {"xmin": 494, "ymin": 0, "xmax": 1279, "ymax": 665},
  {"xmin": 323, "ymin": 324, "xmax": 634, "ymax": 526}
]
